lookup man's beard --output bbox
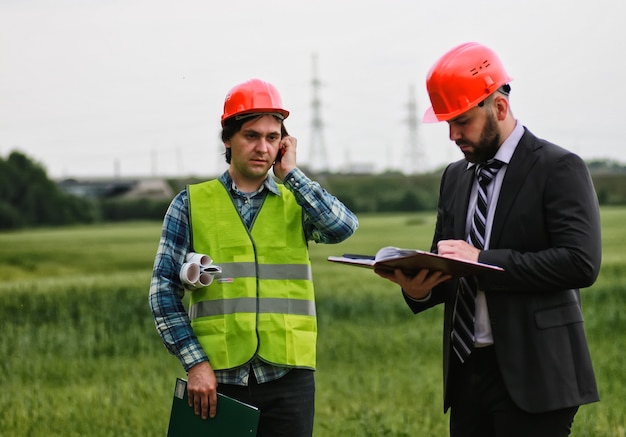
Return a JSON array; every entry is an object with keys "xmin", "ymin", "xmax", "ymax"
[{"xmin": 459, "ymin": 112, "xmax": 501, "ymax": 163}]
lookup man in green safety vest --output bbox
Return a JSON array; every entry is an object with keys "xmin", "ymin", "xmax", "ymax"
[{"xmin": 149, "ymin": 78, "xmax": 358, "ymax": 437}]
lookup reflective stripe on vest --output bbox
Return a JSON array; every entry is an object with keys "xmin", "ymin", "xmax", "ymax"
[
  {"xmin": 187, "ymin": 179, "xmax": 317, "ymax": 371},
  {"xmin": 189, "ymin": 297, "xmax": 316, "ymax": 319},
  {"xmin": 217, "ymin": 262, "xmax": 312, "ymax": 280}
]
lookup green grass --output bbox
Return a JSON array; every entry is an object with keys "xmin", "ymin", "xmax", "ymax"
[
  {"xmin": 0, "ymin": 221, "xmax": 159, "ymax": 281},
  {"xmin": 1, "ymin": 209, "xmax": 625, "ymax": 436}
]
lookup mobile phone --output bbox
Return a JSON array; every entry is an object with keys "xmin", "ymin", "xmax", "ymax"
[{"xmin": 276, "ymin": 125, "xmax": 289, "ymax": 163}]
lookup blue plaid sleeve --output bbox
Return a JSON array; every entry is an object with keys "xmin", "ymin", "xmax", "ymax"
[
  {"xmin": 148, "ymin": 190, "xmax": 208, "ymax": 371},
  {"xmin": 282, "ymin": 167, "xmax": 359, "ymax": 243}
]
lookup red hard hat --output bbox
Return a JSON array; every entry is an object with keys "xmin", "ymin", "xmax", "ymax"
[
  {"xmin": 423, "ymin": 42, "xmax": 512, "ymax": 123},
  {"xmin": 221, "ymin": 78, "xmax": 290, "ymax": 126}
]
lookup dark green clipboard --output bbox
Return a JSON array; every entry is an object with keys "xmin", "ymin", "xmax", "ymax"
[{"xmin": 167, "ymin": 377, "xmax": 260, "ymax": 436}]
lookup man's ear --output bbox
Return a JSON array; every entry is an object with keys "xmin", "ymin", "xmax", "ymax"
[{"xmin": 493, "ymin": 95, "xmax": 509, "ymax": 121}]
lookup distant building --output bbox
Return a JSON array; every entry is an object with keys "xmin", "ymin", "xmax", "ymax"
[
  {"xmin": 57, "ymin": 178, "xmax": 174, "ymax": 200},
  {"xmin": 119, "ymin": 179, "xmax": 174, "ymax": 200},
  {"xmin": 342, "ymin": 162, "xmax": 376, "ymax": 174}
]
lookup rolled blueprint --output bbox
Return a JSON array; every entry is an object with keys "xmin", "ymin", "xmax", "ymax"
[
  {"xmin": 186, "ymin": 252, "xmax": 212, "ymax": 268},
  {"xmin": 179, "ymin": 262, "xmax": 200, "ymax": 286},
  {"xmin": 180, "ymin": 252, "xmax": 222, "ymax": 290},
  {"xmin": 197, "ymin": 272, "xmax": 214, "ymax": 287}
]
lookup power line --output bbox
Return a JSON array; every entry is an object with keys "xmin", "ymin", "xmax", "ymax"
[
  {"xmin": 308, "ymin": 53, "xmax": 329, "ymax": 172},
  {"xmin": 405, "ymin": 84, "xmax": 423, "ymax": 174}
]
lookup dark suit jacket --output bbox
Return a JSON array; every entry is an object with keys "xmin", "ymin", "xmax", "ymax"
[{"xmin": 405, "ymin": 128, "xmax": 601, "ymax": 413}]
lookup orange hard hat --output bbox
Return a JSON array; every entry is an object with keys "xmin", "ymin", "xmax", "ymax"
[
  {"xmin": 423, "ymin": 42, "xmax": 512, "ymax": 123},
  {"xmin": 221, "ymin": 78, "xmax": 290, "ymax": 126}
]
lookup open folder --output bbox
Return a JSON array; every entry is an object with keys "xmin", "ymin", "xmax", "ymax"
[
  {"xmin": 328, "ymin": 246, "xmax": 504, "ymax": 277},
  {"xmin": 167, "ymin": 378, "xmax": 260, "ymax": 437}
]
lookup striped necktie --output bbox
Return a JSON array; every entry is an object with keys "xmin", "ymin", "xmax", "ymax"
[{"xmin": 452, "ymin": 160, "xmax": 503, "ymax": 363}]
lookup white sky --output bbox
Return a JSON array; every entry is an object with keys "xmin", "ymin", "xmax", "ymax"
[{"xmin": 1, "ymin": 0, "xmax": 624, "ymax": 179}]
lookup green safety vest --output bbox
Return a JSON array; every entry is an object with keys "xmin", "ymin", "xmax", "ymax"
[{"xmin": 187, "ymin": 179, "xmax": 317, "ymax": 371}]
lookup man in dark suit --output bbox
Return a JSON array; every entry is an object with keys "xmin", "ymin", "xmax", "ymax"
[{"xmin": 376, "ymin": 42, "xmax": 601, "ymax": 437}]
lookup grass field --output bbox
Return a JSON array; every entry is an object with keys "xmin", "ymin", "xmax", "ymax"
[{"xmin": 1, "ymin": 208, "xmax": 625, "ymax": 436}]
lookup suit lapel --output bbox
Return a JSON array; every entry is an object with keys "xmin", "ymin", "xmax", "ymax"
[
  {"xmin": 490, "ymin": 129, "xmax": 540, "ymax": 247},
  {"xmin": 454, "ymin": 164, "xmax": 475, "ymax": 239}
]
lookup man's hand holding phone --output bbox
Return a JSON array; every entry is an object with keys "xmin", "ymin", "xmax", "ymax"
[{"xmin": 272, "ymin": 135, "xmax": 297, "ymax": 180}]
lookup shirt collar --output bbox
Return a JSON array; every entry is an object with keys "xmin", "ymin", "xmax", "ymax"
[
  {"xmin": 493, "ymin": 120, "xmax": 524, "ymax": 165},
  {"xmin": 219, "ymin": 170, "xmax": 281, "ymax": 196},
  {"xmin": 467, "ymin": 120, "xmax": 524, "ymax": 169}
]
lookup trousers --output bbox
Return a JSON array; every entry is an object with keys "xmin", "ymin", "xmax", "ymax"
[
  {"xmin": 218, "ymin": 368, "xmax": 315, "ymax": 437},
  {"xmin": 449, "ymin": 346, "xmax": 579, "ymax": 437}
]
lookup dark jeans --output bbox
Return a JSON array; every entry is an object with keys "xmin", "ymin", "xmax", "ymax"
[
  {"xmin": 450, "ymin": 346, "xmax": 579, "ymax": 437},
  {"xmin": 218, "ymin": 368, "xmax": 315, "ymax": 437}
]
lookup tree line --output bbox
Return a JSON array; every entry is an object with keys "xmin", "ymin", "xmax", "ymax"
[
  {"xmin": 0, "ymin": 151, "xmax": 97, "ymax": 229},
  {"xmin": 1, "ymin": 151, "xmax": 626, "ymax": 230}
]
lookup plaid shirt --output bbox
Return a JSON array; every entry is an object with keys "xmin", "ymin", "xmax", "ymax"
[{"xmin": 149, "ymin": 168, "xmax": 358, "ymax": 385}]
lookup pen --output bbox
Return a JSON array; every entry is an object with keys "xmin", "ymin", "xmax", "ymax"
[{"xmin": 342, "ymin": 254, "xmax": 375, "ymax": 260}]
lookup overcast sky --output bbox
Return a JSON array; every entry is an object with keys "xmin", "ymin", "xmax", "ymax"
[{"xmin": 1, "ymin": 0, "xmax": 624, "ymax": 179}]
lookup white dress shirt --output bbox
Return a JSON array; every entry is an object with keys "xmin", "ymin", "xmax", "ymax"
[{"xmin": 466, "ymin": 121, "xmax": 524, "ymax": 346}]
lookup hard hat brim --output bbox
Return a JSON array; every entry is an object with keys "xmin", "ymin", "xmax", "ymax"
[{"xmin": 423, "ymin": 106, "xmax": 441, "ymax": 123}]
